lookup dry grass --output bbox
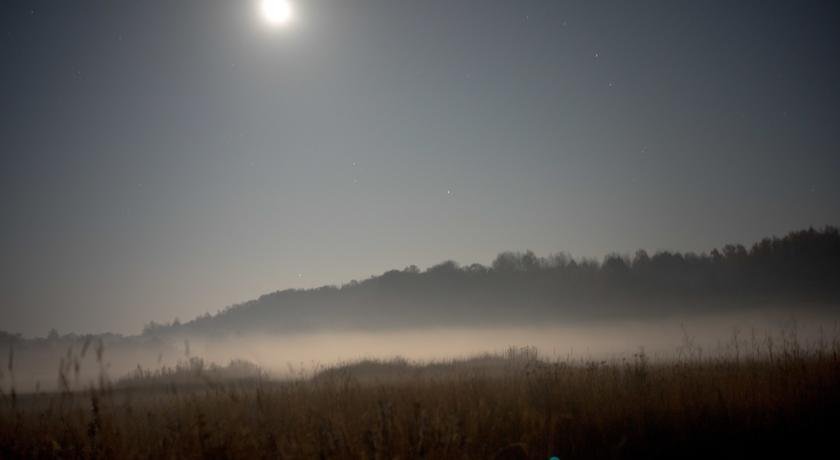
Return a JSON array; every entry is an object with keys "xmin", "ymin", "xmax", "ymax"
[{"xmin": 1, "ymin": 338, "xmax": 839, "ymax": 459}]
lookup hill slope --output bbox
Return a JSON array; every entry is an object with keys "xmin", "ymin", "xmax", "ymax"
[{"xmin": 137, "ymin": 226, "xmax": 840, "ymax": 337}]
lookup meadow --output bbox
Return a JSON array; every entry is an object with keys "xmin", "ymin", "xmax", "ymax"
[{"xmin": 1, "ymin": 331, "xmax": 839, "ymax": 460}]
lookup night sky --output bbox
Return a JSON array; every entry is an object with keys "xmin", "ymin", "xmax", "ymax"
[{"xmin": 2, "ymin": 0, "xmax": 839, "ymax": 336}]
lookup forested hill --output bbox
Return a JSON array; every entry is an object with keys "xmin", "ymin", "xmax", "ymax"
[{"xmin": 135, "ymin": 226, "xmax": 838, "ymax": 337}]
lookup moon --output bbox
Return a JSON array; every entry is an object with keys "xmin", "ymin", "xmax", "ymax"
[{"xmin": 260, "ymin": 0, "xmax": 294, "ymax": 26}]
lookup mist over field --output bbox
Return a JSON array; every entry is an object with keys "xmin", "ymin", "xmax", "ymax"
[
  {"xmin": 5, "ymin": 308, "xmax": 837, "ymax": 392},
  {"xmin": 3, "ymin": 1, "xmax": 840, "ymax": 457},
  {"xmin": 4, "ymin": 227, "xmax": 839, "ymax": 393}
]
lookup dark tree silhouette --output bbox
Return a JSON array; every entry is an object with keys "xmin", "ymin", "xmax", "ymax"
[{"xmin": 135, "ymin": 226, "xmax": 840, "ymax": 337}]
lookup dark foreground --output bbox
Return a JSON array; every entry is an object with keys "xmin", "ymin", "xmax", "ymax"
[{"xmin": 2, "ymin": 342, "xmax": 839, "ymax": 459}]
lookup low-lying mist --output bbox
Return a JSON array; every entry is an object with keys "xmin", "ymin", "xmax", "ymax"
[
  {"xmin": 5, "ymin": 227, "xmax": 839, "ymax": 392},
  {"xmin": 5, "ymin": 306, "xmax": 838, "ymax": 393},
  {"xmin": 187, "ymin": 307, "xmax": 836, "ymax": 367}
]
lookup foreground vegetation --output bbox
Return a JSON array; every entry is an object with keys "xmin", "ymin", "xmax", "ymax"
[{"xmin": 1, "ymin": 337, "xmax": 839, "ymax": 459}]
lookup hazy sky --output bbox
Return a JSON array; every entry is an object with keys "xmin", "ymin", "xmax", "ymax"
[{"xmin": 2, "ymin": 0, "xmax": 839, "ymax": 336}]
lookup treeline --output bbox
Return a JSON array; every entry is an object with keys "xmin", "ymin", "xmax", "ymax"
[
  {"xmin": 143, "ymin": 226, "xmax": 840, "ymax": 337},
  {"xmin": 3, "ymin": 227, "xmax": 839, "ymax": 342}
]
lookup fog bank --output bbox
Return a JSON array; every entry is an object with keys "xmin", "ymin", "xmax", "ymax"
[{"xmin": 4, "ymin": 306, "xmax": 838, "ymax": 393}]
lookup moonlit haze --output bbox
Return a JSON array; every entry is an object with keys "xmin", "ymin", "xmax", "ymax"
[
  {"xmin": 1, "ymin": 1, "xmax": 839, "ymax": 340},
  {"xmin": 3, "ymin": 3, "xmax": 840, "ymax": 457}
]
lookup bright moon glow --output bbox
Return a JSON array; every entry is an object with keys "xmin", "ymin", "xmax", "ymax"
[{"xmin": 260, "ymin": 0, "xmax": 294, "ymax": 26}]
